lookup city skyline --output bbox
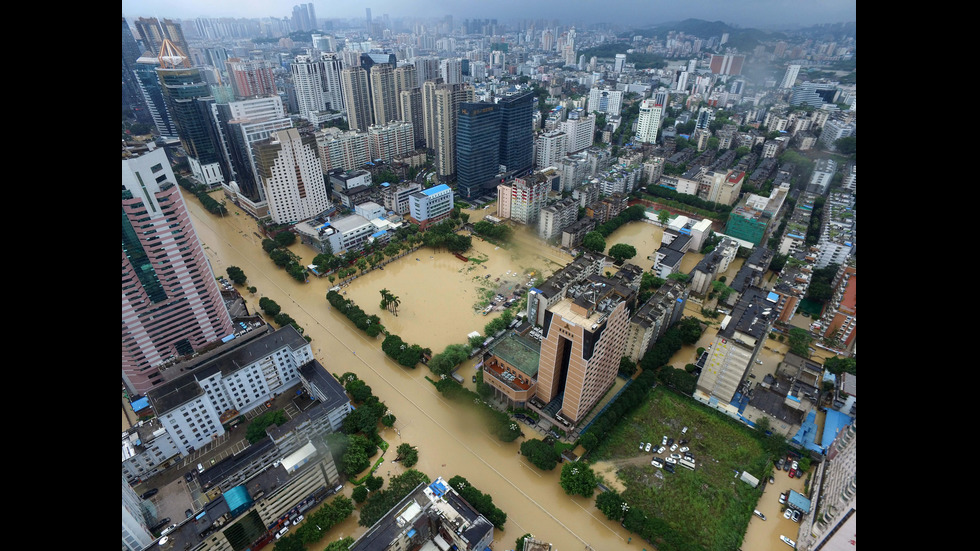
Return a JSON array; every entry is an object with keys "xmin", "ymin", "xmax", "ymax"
[{"xmin": 121, "ymin": 0, "xmax": 856, "ymax": 30}]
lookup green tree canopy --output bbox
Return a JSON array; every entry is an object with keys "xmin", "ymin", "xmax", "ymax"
[
  {"xmin": 225, "ymin": 266, "xmax": 247, "ymax": 285},
  {"xmin": 519, "ymin": 438, "xmax": 561, "ymax": 471},
  {"xmin": 608, "ymin": 243, "xmax": 638, "ymax": 262},
  {"xmin": 559, "ymin": 462, "xmax": 597, "ymax": 497},
  {"xmin": 581, "ymin": 231, "xmax": 606, "ymax": 253}
]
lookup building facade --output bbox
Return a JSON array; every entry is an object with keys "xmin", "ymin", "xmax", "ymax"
[
  {"xmin": 254, "ymin": 128, "xmax": 331, "ymax": 224},
  {"xmin": 122, "ymin": 149, "xmax": 234, "ymax": 395},
  {"xmin": 409, "ymin": 183, "xmax": 454, "ymax": 229},
  {"xmin": 456, "ymin": 101, "xmax": 501, "ymax": 199}
]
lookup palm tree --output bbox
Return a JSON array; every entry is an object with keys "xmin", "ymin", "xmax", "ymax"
[
  {"xmin": 388, "ymin": 294, "xmax": 400, "ymax": 316},
  {"xmin": 379, "ymin": 288, "xmax": 392, "ymax": 312}
]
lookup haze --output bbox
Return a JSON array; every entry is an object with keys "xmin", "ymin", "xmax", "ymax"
[{"xmin": 120, "ymin": 0, "xmax": 856, "ymax": 29}]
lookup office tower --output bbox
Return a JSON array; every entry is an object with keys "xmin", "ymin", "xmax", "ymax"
[
  {"xmin": 587, "ymin": 86, "xmax": 624, "ymax": 116},
  {"xmin": 614, "ymin": 53, "xmax": 627, "ymax": 72},
  {"xmin": 122, "ymin": 17, "xmax": 151, "ymax": 123},
  {"xmin": 456, "ymin": 101, "xmax": 501, "ymax": 200},
  {"xmin": 135, "ymin": 17, "xmax": 190, "ymax": 63},
  {"xmin": 341, "ymin": 66, "xmax": 373, "ymax": 131},
  {"xmin": 225, "ymin": 58, "xmax": 277, "ymax": 99},
  {"xmin": 780, "ymin": 64, "xmax": 801, "ymax": 89},
  {"xmin": 254, "ymin": 128, "xmax": 331, "ymax": 224},
  {"xmin": 292, "ymin": 3, "xmax": 316, "ymax": 32},
  {"xmin": 559, "ymin": 108, "xmax": 595, "ymax": 153},
  {"xmin": 423, "ymin": 80, "xmax": 474, "ymax": 183},
  {"xmin": 399, "ymin": 88, "xmax": 425, "ymax": 148},
  {"xmin": 497, "ymin": 90, "xmax": 535, "ymax": 176},
  {"xmin": 156, "ymin": 39, "xmax": 226, "ymax": 185},
  {"xmin": 369, "ymin": 63, "xmax": 398, "ymax": 125},
  {"xmin": 134, "ymin": 52, "xmax": 178, "ymax": 139},
  {"xmin": 122, "ymin": 148, "xmax": 234, "ymax": 395},
  {"xmin": 440, "ymin": 58, "xmax": 463, "ymax": 85},
  {"xmin": 366, "ymin": 7, "xmax": 372, "ymax": 28},
  {"xmin": 212, "ymin": 95, "xmax": 292, "ymax": 204},
  {"xmin": 535, "ymin": 130, "xmax": 567, "ymax": 170},
  {"xmin": 535, "ymin": 275, "xmax": 634, "ymax": 424},
  {"xmin": 635, "ymin": 90, "xmax": 668, "ymax": 144}
]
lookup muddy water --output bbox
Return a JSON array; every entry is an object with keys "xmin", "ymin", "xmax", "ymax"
[
  {"xmin": 742, "ymin": 464, "xmax": 809, "ymax": 551},
  {"xmin": 185, "ymin": 196, "xmax": 633, "ymax": 550}
]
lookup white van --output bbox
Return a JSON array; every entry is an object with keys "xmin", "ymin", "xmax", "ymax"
[
  {"xmin": 197, "ymin": 463, "xmax": 204, "ymax": 474},
  {"xmin": 276, "ymin": 526, "xmax": 290, "ymax": 539}
]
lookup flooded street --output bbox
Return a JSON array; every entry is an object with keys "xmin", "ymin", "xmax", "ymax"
[
  {"xmin": 742, "ymin": 464, "xmax": 809, "ymax": 551},
  {"xmin": 184, "ymin": 196, "xmax": 634, "ymax": 550}
]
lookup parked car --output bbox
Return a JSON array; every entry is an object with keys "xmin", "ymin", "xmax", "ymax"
[
  {"xmin": 779, "ymin": 493, "xmax": 787, "ymax": 504},
  {"xmin": 679, "ymin": 446, "xmax": 689, "ymax": 453},
  {"xmin": 665, "ymin": 456, "xmax": 677, "ymax": 464},
  {"xmin": 777, "ymin": 458, "xmax": 785, "ymax": 470},
  {"xmin": 141, "ymin": 488, "xmax": 159, "ymax": 500},
  {"xmin": 788, "ymin": 469, "xmax": 795, "ymax": 478},
  {"xmin": 661, "ymin": 436, "xmax": 668, "ymax": 446},
  {"xmin": 184, "ymin": 472, "xmax": 194, "ymax": 483},
  {"xmin": 792, "ymin": 510, "xmax": 801, "ymax": 523},
  {"xmin": 753, "ymin": 509, "xmax": 766, "ymax": 521},
  {"xmin": 651, "ymin": 458, "xmax": 663, "ymax": 468},
  {"xmin": 639, "ymin": 441, "xmax": 645, "ymax": 450},
  {"xmin": 681, "ymin": 426, "xmax": 688, "ymax": 434},
  {"xmin": 783, "ymin": 461, "xmax": 791, "ymax": 471},
  {"xmin": 664, "ymin": 463, "xmax": 675, "ymax": 473},
  {"xmin": 780, "ymin": 535, "xmax": 796, "ymax": 548},
  {"xmin": 770, "ymin": 475, "xmax": 776, "ymax": 484},
  {"xmin": 657, "ymin": 446, "xmax": 666, "ymax": 454},
  {"xmin": 185, "ymin": 509, "xmax": 193, "ymax": 518},
  {"xmin": 791, "ymin": 461, "xmax": 799, "ymax": 471},
  {"xmin": 292, "ymin": 514, "xmax": 304, "ymax": 526},
  {"xmin": 670, "ymin": 443, "xmax": 678, "ymax": 452},
  {"xmin": 670, "ymin": 453, "xmax": 681, "ymax": 460},
  {"xmin": 645, "ymin": 442, "xmax": 652, "ymax": 452},
  {"xmin": 667, "ymin": 438, "xmax": 674, "ymax": 447}
]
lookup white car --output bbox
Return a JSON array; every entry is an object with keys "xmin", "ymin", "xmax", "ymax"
[
  {"xmin": 665, "ymin": 456, "xmax": 677, "ymax": 464},
  {"xmin": 670, "ymin": 453, "xmax": 681, "ymax": 460},
  {"xmin": 661, "ymin": 436, "xmax": 668, "ymax": 446},
  {"xmin": 681, "ymin": 426, "xmax": 688, "ymax": 434},
  {"xmin": 779, "ymin": 493, "xmax": 787, "ymax": 504},
  {"xmin": 651, "ymin": 458, "xmax": 663, "ymax": 468},
  {"xmin": 645, "ymin": 442, "xmax": 652, "ymax": 452},
  {"xmin": 670, "ymin": 443, "xmax": 678, "ymax": 452},
  {"xmin": 780, "ymin": 535, "xmax": 796, "ymax": 548},
  {"xmin": 791, "ymin": 510, "xmax": 801, "ymax": 523},
  {"xmin": 784, "ymin": 509, "xmax": 793, "ymax": 520},
  {"xmin": 292, "ymin": 514, "xmax": 304, "ymax": 526},
  {"xmin": 679, "ymin": 446, "xmax": 689, "ymax": 453},
  {"xmin": 791, "ymin": 461, "xmax": 799, "ymax": 471},
  {"xmin": 657, "ymin": 446, "xmax": 666, "ymax": 454},
  {"xmin": 639, "ymin": 441, "xmax": 645, "ymax": 450}
]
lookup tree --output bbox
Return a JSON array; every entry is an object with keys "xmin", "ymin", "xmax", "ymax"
[
  {"xmin": 247, "ymin": 286, "xmax": 257, "ymax": 294},
  {"xmin": 608, "ymin": 243, "xmax": 638, "ymax": 263},
  {"xmin": 515, "ymin": 534, "xmax": 533, "ymax": 551},
  {"xmin": 262, "ymin": 238, "xmax": 279, "ymax": 253},
  {"xmin": 581, "ymin": 231, "xmax": 606, "ymax": 254},
  {"xmin": 834, "ymin": 136, "xmax": 856, "ymax": 155},
  {"xmin": 519, "ymin": 438, "xmax": 561, "ymax": 471},
  {"xmin": 559, "ymin": 462, "xmax": 597, "ymax": 497},
  {"xmin": 274, "ymin": 231, "xmax": 296, "ymax": 248},
  {"xmin": 788, "ymin": 327, "xmax": 813, "ymax": 357},
  {"xmin": 595, "ymin": 489, "xmax": 626, "ymax": 521},
  {"xmin": 365, "ymin": 475, "xmax": 384, "ymax": 492},
  {"xmin": 396, "ymin": 443, "xmax": 418, "ymax": 467},
  {"xmin": 258, "ymin": 297, "xmax": 281, "ymax": 316},
  {"xmin": 351, "ymin": 485, "xmax": 368, "ymax": 503},
  {"xmin": 657, "ymin": 209, "xmax": 671, "ymax": 226},
  {"xmin": 225, "ymin": 266, "xmax": 247, "ymax": 285},
  {"xmin": 618, "ymin": 356, "xmax": 637, "ymax": 377}
]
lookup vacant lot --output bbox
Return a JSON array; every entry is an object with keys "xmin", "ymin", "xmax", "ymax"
[{"xmin": 590, "ymin": 388, "xmax": 770, "ymax": 551}]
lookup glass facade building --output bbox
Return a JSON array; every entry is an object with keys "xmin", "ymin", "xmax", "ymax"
[{"xmin": 455, "ymin": 102, "xmax": 501, "ymax": 199}]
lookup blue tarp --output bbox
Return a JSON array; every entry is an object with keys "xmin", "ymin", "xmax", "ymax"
[
  {"xmin": 131, "ymin": 396, "xmax": 150, "ymax": 412},
  {"xmin": 429, "ymin": 480, "xmax": 448, "ymax": 496},
  {"xmin": 221, "ymin": 334, "xmax": 236, "ymax": 343}
]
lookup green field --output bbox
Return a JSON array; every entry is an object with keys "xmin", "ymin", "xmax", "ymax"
[{"xmin": 591, "ymin": 388, "xmax": 773, "ymax": 551}]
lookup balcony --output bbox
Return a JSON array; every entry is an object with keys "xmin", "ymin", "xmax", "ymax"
[{"xmin": 484, "ymin": 360, "xmax": 533, "ymax": 392}]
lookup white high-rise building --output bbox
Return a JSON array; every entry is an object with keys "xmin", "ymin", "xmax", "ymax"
[
  {"xmin": 509, "ymin": 176, "xmax": 549, "ymax": 225},
  {"xmin": 560, "ymin": 108, "xmax": 595, "ymax": 153},
  {"xmin": 635, "ymin": 92, "xmax": 668, "ymax": 144},
  {"xmin": 614, "ymin": 53, "xmax": 626, "ymax": 72},
  {"xmin": 780, "ymin": 64, "xmax": 802, "ymax": 89},
  {"xmin": 587, "ymin": 87, "xmax": 624, "ymax": 116},
  {"xmin": 535, "ymin": 130, "xmax": 567, "ymax": 170},
  {"xmin": 440, "ymin": 57, "xmax": 463, "ymax": 84},
  {"xmin": 255, "ymin": 128, "xmax": 332, "ymax": 224}
]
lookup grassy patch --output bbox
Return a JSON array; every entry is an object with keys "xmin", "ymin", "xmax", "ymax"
[{"xmin": 591, "ymin": 388, "xmax": 770, "ymax": 551}]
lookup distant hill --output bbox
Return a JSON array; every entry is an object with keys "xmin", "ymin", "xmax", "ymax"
[{"xmin": 620, "ymin": 19, "xmax": 788, "ymax": 52}]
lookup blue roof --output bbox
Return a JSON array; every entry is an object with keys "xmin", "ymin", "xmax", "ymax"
[
  {"xmin": 380, "ymin": 182, "xmax": 390, "ymax": 187},
  {"xmin": 131, "ymin": 396, "xmax": 150, "ymax": 412},
  {"xmin": 429, "ymin": 480, "xmax": 449, "ymax": 496},
  {"xmin": 767, "ymin": 291, "xmax": 780, "ymax": 302},
  {"xmin": 371, "ymin": 230, "xmax": 387, "ymax": 238},
  {"xmin": 221, "ymin": 334, "xmax": 236, "ymax": 343},
  {"xmin": 224, "ymin": 485, "xmax": 252, "ymax": 514},
  {"xmin": 822, "ymin": 410, "xmax": 853, "ymax": 451},
  {"xmin": 787, "ymin": 490, "xmax": 811, "ymax": 513},
  {"xmin": 423, "ymin": 183, "xmax": 450, "ymax": 196}
]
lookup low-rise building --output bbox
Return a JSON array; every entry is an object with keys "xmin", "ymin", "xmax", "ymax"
[{"xmin": 408, "ymin": 183, "xmax": 454, "ymax": 229}]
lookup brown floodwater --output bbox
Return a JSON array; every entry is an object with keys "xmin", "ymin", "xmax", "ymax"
[{"xmin": 184, "ymin": 196, "xmax": 635, "ymax": 550}]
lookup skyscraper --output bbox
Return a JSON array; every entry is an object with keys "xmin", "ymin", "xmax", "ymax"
[
  {"xmin": 341, "ymin": 66, "xmax": 373, "ymax": 131},
  {"xmin": 134, "ymin": 52, "xmax": 178, "ymax": 139},
  {"xmin": 399, "ymin": 88, "xmax": 425, "ymax": 149},
  {"xmin": 456, "ymin": 101, "xmax": 501, "ymax": 200},
  {"xmin": 291, "ymin": 53, "xmax": 345, "ymax": 124},
  {"xmin": 423, "ymin": 80, "xmax": 474, "ymax": 183},
  {"xmin": 134, "ymin": 17, "xmax": 190, "ymax": 62},
  {"xmin": 780, "ymin": 64, "xmax": 801, "ymax": 89},
  {"xmin": 254, "ymin": 128, "xmax": 331, "ymax": 224},
  {"xmin": 497, "ymin": 90, "xmax": 535, "ymax": 177},
  {"xmin": 635, "ymin": 90, "xmax": 669, "ymax": 144},
  {"xmin": 122, "ymin": 148, "xmax": 234, "ymax": 395},
  {"xmin": 122, "ymin": 17, "xmax": 151, "ymax": 124},
  {"xmin": 369, "ymin": 63, "xmax": 398, "ymax": 125},
  {"xmin": 156, "ymin": 39, "xmax": 225, "ymax": 184}
]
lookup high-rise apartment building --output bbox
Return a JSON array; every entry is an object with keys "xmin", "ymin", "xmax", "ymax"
[
  {"xmin": 369, "ymin": 63, "xmax": 398, "ymax": 125},
  {"xmin": 635, "ymin": 91, "xmax": 668, "ymax": 144},
  {"xmin": 560, "ymin": 108, "xmax": 595, "ymax": 153},
  {"xmin": 423, "ymin": 79, "xmax": 474, "ymax": 183},
  {"xmin": 535, "ymin": 130, "xmax": 567, "ymax": 170},
  {"xmin": 614, "ymin": 53, "xmax": 627, "ymax": 72},
  {"xmin": 456, "ymin": 101, "xmax": 501, "ymax": 199},
  {"xmin": 399, "ymin": 88, "xmax": 425, "ymax": 149},
  {"xmin": 291, "ymin": 3, "xmax": 317, "ymax": 32},
  {"xmin": 134, "ymin": 52, "xmax": 178, "ymax": 139},
  {"xmin": 368, "ymin": 120, "xmax": 415, "ymax": 164},
  {"xmin": 225, "ymin": 58, "xmax": 277, "ymax": 99},
  {"xmin": 708, "ymin": 54, "xmax": 744, "ymax": 75},
  {"xmin": 497, "ymin": 90, "xmax": 535, "ymax": 176},
  {"xmin": 509, "ymin": 175, "xmax": 549, "ymax": 225},
  {"xmin": 780, "ymin": 64, "xmax": 801, "ymax": 89},
  {"xmin": 341, "ymin": 66, "xmax": 373, "ymax": 131},
  {"xmin": 122, "ymin": 149, "xmax": 234, "ymax": 395},
  {"xmin": 291, "ymin": 53, "xmax": 345, "ymax": 124},
  {"xmin": 440, "ymin": 57, "xmax": 463, "ymax": 85},
  {"xmin": 156, "ymin": 40, "xmax": 225, "ymax": 185},
  {"xmin": 535, "ymin": 275, "xmax": 634, "ymax": 424},
  {"xmin": 254, "ymin": 128, "xmax": 331, "ymax": 224}
]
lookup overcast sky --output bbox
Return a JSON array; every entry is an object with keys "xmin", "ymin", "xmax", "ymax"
[{"xmin": 121, "ymin": 0, "xmax": 856, "ymax": 29}]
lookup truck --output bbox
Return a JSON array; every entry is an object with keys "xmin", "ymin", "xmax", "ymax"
[{"xmin": 451, "ymin": 373, "xmax": 464, "ymax": 384}]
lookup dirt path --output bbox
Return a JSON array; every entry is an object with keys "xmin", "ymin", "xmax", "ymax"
[{"xmin": 592, "ymin": 455, "xmax": 659, "ymax": 494}]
